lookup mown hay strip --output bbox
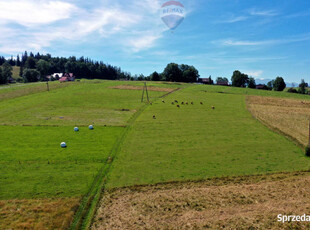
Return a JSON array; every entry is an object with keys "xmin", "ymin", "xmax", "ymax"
[
  {"xmin": 247, "ymin": 95, "xmax": 310, "ymax": 147},
  {"xmin": 0, "ymin": 197, "xmax": 80, "ymax": 230},
  {"xmin": 109, "ymin": 85, "xmax": 175, "ymax": 92},
  {"xmin": 92, "ymin": 172, "xmax": 310, "ymax": 230}
]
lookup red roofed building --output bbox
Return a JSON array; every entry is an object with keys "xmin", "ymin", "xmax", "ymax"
[{"xmin": 59, "ymin": 73, "xmax": 75, "ymax": 82}]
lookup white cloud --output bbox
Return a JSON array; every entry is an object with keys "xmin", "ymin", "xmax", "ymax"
[
  {"xmin": 0, "ymin": 0, "xmax": 165, "ymax": 54},
  {"xmin": 0, "ymin": 0, "xmax": 77, "ymax": 26},
  {"xmin": 244, "ymin": 70, "xmax": 263, "ymax": 77},
  {"xmin": 215, "ymin": 34, "xmax": 310, "ymax": 47},
  {"xmin": 249, "ymin": 9, "xmax": 278, "ymax": 17},
  {"xmin": 129, "ymin": 34, "xmax": 162, "ymax": 52},
  {"xmin": 217, "ymin": 16, "xmax": 248, "ymax": 24}
]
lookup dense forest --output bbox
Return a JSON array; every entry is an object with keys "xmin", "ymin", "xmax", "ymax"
[
  {"xmin": 0, "ymin": 52, "xmax": 200, "ymax": 84},
  {"xmin": 0, "ymin": 52, "xmax": 130, "ymax": 82}
]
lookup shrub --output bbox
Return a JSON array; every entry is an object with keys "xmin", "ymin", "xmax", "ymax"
[
  {"xmin": 306, "ymin": 146, "xmax": 310, "ymax": 157},
  {"xmin": 287, "ymin": 88, "xmax": 298, "ymax": 93},
  {"xmin": 16, "ymin": 77, "xmax": 24, "ymax": 83}
]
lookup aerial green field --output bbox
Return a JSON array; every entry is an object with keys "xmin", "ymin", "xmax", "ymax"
[
  {"xmin": 0, "ymin": 80, "xmax": 309, "ymax": 229},
  {"xmin": 0, "ymin": 80, "xmax": 180, "ymax": 229},
  {"xmin": 107, "ymin": 85, "xmax": 310, "ymax": 188},
  {"xmin": 0, "ymin": 81, "xmax": 177, "ymax": 197}
]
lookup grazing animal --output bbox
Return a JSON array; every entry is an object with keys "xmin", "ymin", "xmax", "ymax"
[
  {"xmin": 153, "ymin": 115, "xmax": 156, "ymax": 119},
  {"xmin": 181, "ymin": 102, "xmax": 184, "ymax": 105},
  {"xmin": 200, "ymin": 102, "xmax": 203, "ymax": 105},
  {"xmin": 191, "ymin": 102, "xmax": 194, "ymax": 105},
  {"xmin": 162, "ymin": 100, "xmax": 165, "ymax": 103},
  {"xmin": 172, "ymin": 102, "xmax": 174, "ymax": 105},
  {"xmin": 186, "ymin": 102, "xmax": 188, "ymax": 105},
  {"xmin": 177, "ymin": 105, "xmax": 180, "ymax": 108},
  {"xmin": 175, "ymin": 100, "xmax": 178, "ymax": 103},
  {"xmin": 212, "ymin": 106, "xmax": 215, "ymax": 110}
]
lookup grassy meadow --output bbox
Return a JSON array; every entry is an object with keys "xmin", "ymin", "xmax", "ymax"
[
  {"xmin": 0, "ymin": 80, "xmax": 309, "ymax": 229},
  {"xmin": 0, "ymin": 80, "xmax": 178, "ymax": 229},
  {"xmin": 107, "ymin": 85, "xmax": 310, "ymax": 188}
]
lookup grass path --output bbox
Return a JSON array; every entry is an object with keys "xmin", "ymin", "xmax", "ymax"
[
  {"xmin": 71, "ymin": 101, "xmax": 165, "ymax": 228},
  {"xmin": 71, "ymin": 86, "xmax": 186, "ymax": 229}
]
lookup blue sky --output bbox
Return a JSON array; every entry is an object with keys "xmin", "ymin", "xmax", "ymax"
[{"xmin": 0, "ymin": 0, "xmax": 309, "ymax": 83}]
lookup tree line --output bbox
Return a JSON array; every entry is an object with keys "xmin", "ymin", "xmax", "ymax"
[
  {"xmin": 0, "ymin": 52, "xmax": 200, "ymax": 84},
  {"xmin": 0, "ymin": 52, "xmax": 132, "ymax": 83},
  {"xmin": 230, "ymin": 70, "xmax": 308, "ymax": 94},
  {"xmin": 0, "ymin": 53, "xmax": 308, "ymax": 94}
]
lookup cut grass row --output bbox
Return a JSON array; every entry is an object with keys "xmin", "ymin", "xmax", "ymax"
[
  {"xmin": 0, "ymin": 197, "xmax": 80, "ymax": 230},
  {"xmin": 93, "ymin": 171, "xmax": 310, "ymax": 230},
  {"xmin": 247, "ymin": 96, "xmax": 310, "ymax": 147}
]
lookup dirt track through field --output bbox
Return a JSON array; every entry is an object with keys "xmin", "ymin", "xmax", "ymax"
[{"xmin": 92, "ymin": 172, "xmax": 310, "ymax": 230}]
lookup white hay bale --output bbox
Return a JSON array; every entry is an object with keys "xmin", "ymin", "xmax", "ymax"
[{"xmin": 60, "ymin": 142, "xmax": 67, "ymax": 148}]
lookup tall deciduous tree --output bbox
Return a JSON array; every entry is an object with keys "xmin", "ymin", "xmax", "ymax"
[
  {"xmin": 216, "ymin": 77, "xmax": 229, "ymax": 83},
  {"xmin": 231, "ymin": 70, "xmax": 249, "ymax": 87},
  {"xmin": 37, "ymin": 59, "xmax": 51, "ymax": 78},
  {"xmin": 299, "ymin": 79, "xmax": 308, "ymax": 94},
  {"xmin": 248, "ymin": 77, "xmax": 256, "ymax": 88},
  {"xmin": 273, "ymin": 77, "xmax": 286, "ymax": 91},
  {"xmin": 163, "ymin": 63, "xmax": 199, "ymax": 82},
  {"xmin": 23, "ymin": 69, "xmax": 40, "ymax": 82},
  {"xmin": 163, "ymin": 63, "xmax": 183, "ymax": 82},
  {"xmin": 2, "ymin": 62, "xmax": 12, "ymax": 83},
  {"xmin": 150, "ymin": 71, "xmax": 161, "ymax": 81}
]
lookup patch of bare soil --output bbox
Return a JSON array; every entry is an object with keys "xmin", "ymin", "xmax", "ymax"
[
  {"xmin": 92, "ymin": 172, "xmax": 310, "ymax": 230},
  {"xmin": 109, "ymin": 85, "xmax": 175, "ymax": 92},
  {"xmin": 0, "ymin": 197, "xmax": 80, "ymax": 230},
  {"xmin": 247, "ymin": 96, "xmax": 310, "ymax": 147}
]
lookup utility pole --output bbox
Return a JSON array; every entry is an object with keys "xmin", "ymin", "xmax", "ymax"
[{"xmin": 141, "ymin": 82, "xmax": 149, "ymax": 103}]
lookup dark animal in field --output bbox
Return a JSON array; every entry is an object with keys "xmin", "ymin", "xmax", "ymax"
[
  {"xmin": 172, "ymin": 102, "xmax": 174, "ymax": 105},
  {"xmin": 177, "ymin": 105, "xmax": 180, "ymax": 108},
  {"xmin": 153, "ymin": 115, "xmax": 156, "ymax": 119},
  {"xmin": 186, "ymin": 102, "xmax": 188, "ymax": 105},
  {"xmin": 175, "ymin": 100, "xmax": 178, "ymax": 103},
  {"xmin": 181, "ymin": 102, "xmax": 184, "ymax": 105},
  {"xmin": 200, "ymin": 102, "xmax": 203, "ymax": 105},
  {"xmin": 191, "ymin": 102, "xmax": 194, "ymax": 105},
  {"xmin": 162, "ymin": 100, "xmax": 165, "ymax": 103},
  {"xmin": 212, "ymin": 106, "xmax": 215, "ymax": 110}
]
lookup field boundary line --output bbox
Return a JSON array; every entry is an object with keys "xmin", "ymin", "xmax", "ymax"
[
  {"xmin": 70, "ymin": 87, "xmax": 184, "ymax": 230},
  {"xmin": 160, "ymin": 87, "xmax": 182, "ymax": 98},
  {"xmin": 105, "ymin": 170, "xmax": 310, "ymax": 194},
  {"xmin": 69, "ymin": 88, "xmax": 181, "ymax": 229},
  {"xmin": 245, "ymin": 96, "xmax": 306, "ymax": 149}
]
